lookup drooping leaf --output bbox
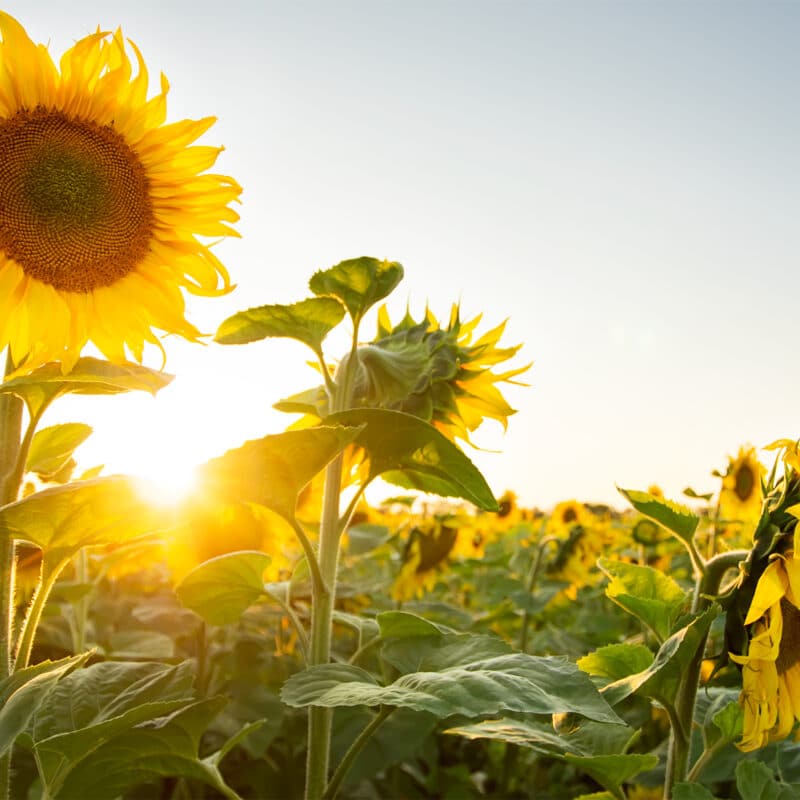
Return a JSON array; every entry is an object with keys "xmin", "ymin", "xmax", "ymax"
[
  {"xmin": 577, "ymin": 643, "xmax": 655, "ymax": 682},
  {"xmin": 309, "ymin": 257, "xmax": 403, "ymax": 323},
  {"xmin": 40, "ymin": 698, "xmax": 244, "ymax": 800},
  {"xmin": 196, "ymin": 425, "xmax": 362, "ymax": 522},
  {"xmin": 326, "ymin": 408, "xmax": 498, "ymax": 511},
  {"xmin": 0, "ymin": 653, "xmax": 91, "ymax": 757},
  {"xmin": 214, "ymin": 297, "xmax": 345, "ymax": 354},
  {"xmin": 599, "ymin": 558, "xmax": 689, "ymax": 642},
  {"xmin": 617, "ymin": 487, "xmax": 700, "ymax": 545},
  {"xmin": 376, "ymin": 610, "xmax": 451, "ymax": 640},
  {"xmin": 26, "ymin": 423, "xmax": 92, "ymax": 480},
  {"xmin": 281, "ymin": 654, "xmax": 622, "ymax": 724},
  {"xmin": 381, "ymin": 631, "xmax": 512, "ymax": 676},
  {"xmin": 346, "ymin": 524, "xmax": 391, "ymax": 555},
  {"xmin": 603, "ymin": 605, "xmax": 719, "ymax": 708},
  {"xmin": 0, "ymin": 357, "xmax": 172, "ymax": 416},
  {"xmin": 0, "ymin": 477, "xmax": 166, "ymax": 562},
  {"xmin": 175, "ymin": 551, "xmax": 271, "ymax": 625}
]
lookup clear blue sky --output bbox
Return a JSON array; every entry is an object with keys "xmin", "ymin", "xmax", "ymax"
[{"xmin": 9, "ymin": 1, "xmax": 799, "ymax": 508}]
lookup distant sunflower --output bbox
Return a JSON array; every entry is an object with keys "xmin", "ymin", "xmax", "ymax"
[
  {"xmin": 731, "ymin": 554, "xmax": 800, "ymax": 751},
  {"xmin": 0, "ymin": 13, "xmax": 240, "ymax": 372},
  {"xmin": 391, "ymin": 519, "xmax": 459, "ymax": 601},
  {"xmin": 720, "ymin": 446, "xmax": 765, "ymax": 525},
  {"xmin": 547, "ymin": 499, "xmax": 588, "ymax": 538}
]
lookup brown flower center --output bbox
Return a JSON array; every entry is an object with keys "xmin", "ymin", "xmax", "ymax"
[
  {"xmin": 0, "ymin": 107, "xmax": 153, "ymax": 292},
  {"xmin": 562, "ymin": 507, "xmax": 577, "ymax": 524},
  {"xmin": 734, "ymin": 463, "xmax": 756, "ymax": 502},
  {"xmin": 776, "ymin": 598, "xmax": 800, "ymax": 675}
]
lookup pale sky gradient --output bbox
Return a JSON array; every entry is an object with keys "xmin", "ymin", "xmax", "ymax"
[{"xmin": 8, "ymin": 1, "xmax": 799, "ymax": 509}]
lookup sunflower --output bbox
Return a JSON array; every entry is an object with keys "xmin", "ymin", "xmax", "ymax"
[
  {"xmin": 731, "ymin": 554, "xmax": 800, "ymax": 751},
  {"xmin": 374, "ymin": 303, "xmax": 530, "ymax": 445},
  {"xmin": 547, "ymin": 499, "xmax": 589, "ymax": 539},
  {"xmin": 719, "ymin": 446, "xmax": 765, "ymax": 526},
  {"xmin": 391, "ymin": 518, "xmax": 459, "ymax": 601},
  {"xmin": 0, "ymin": 14, "xmax": 240, "ymax": 372}
]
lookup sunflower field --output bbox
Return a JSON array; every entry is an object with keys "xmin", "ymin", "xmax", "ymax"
[{"xmin": 0, "ymin": 10, "xmax": 799, "ymax": 800}]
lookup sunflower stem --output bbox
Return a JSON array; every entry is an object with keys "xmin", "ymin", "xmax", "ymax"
[
  {"xmin": 519, "ymin": 530, "xmax": 558, "ymax": 653},
  {"xmin": 664, "ymin": 549, "xmax": 749, "ymax": 799},
  {"xmin": 14, "ymin": 557, "xmax": 66, "ymax": 670}
]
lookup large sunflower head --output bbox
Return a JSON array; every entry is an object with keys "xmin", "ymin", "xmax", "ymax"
[{"xmin": 0, "ymin": 13, "xmax": 241, "ymax": 372}]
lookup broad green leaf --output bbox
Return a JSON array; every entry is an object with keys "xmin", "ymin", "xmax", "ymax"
[
  {"xmin": 376, "ymin": 610, "xmax": 451, "ymax": 639},
  {"xmin": 599, "ymin": 558, "xmax": 689, "ymax": 642},
  {"xmin": 673, "ymin": 785, "xmax": 719, "ymax": 800},
  {"xmin": 447, "ymin": 718, "xmax": 571, "ymax": 755},
  {"xmin": 26, "ymin": 423, "xmax": 92, "ymax": 480},
  {"xmin": 603, "ymin": 605, "xmax": 719, "ymax": 708},
  {"xmin": 309, "ymin": 257, "xmax": 403, "ymax": 322},
  {"xmin": 617, "ymin": 487, "xmax": 700, "ymax": 544},
  {"xmin": 326, "ymin": 408, "xmax": 498, "ymax": 511},
  {"xmin": 577, "ymin": 643, "xmax": 655, "ymax": 682},
  {"xmin": 736, "ymin": 760, "xmax": 799, "ymax": 800},
  {"xmin": 196, "ymin": 425, "xmax": 362, "ymax": 522},
  {"xmin": 0, "ymin": 477, "xmax": 166, "ymax": 561},
  {"xmin": 0, "ymin": 357, "xmax": 172, "ymax": 416},
  {"xmin": 30, "ymin": 661, "xmax": 197, "ymax": 796},
  {"xmin": 273, "ymin": 385, "xmax": 328, "ymax": 417},
  {"xmin": 381, "ymin": 631, "xmax": 512, "ymax": 676},
  {"xmin": 175, "ymin": 551, "xmax": 271, "ymax": 625},
  {"xmin": 346, "ymin": 523, "xmax": 391, "ymax": 555},
  {"xmin": 695, "ymin": 688, "xmax": 743, "ymax": 750},
  {"xmin": 42, "ymin": 698, "xmax": 243, "ymax": 800},
  {"xmin": 214, "ymin": 296, "xmax": 345, "ymax": 353},
  {"xmin": 0, "ymin": 653, "xmax": 91, "ymax": 757},
  {"xmin": 281, "ymin": 654, "xmax": 622, "ymax": 724}
]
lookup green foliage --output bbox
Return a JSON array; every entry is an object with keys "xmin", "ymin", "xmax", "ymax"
[
  {"xmin": 736, "ymin": 760, "xmax": 800, "ymax": 800},
  {"xmin": 617, "ymin": 486, "xmax": 700, "ymax": 544},
  {"xmin": 0, "ymin": 357, "xmax": 172, "ymax": 416},
  {"xmin": 214, "ymin": 297, "xmax": 345, "ymax": 355},
  {"xmin": 25, "ymin": 422, "xmax": 92, "ymax": 480},
  {"xmin": 577, "ymin": 643, "xmax": 655, "ymax": 681},
  {"xmin": 176, "ymin": 551, "xmax": 271, "ymax": 625},
  {"xmin": 327, "ymin": 408, "xmax": 499, "ymax": 510},
  {"xmin": 309, "ymin": 257, "xmax": 404, "ymax": 324},
  {"xmin": 599, "ymin": 558, "xmax": 689, "ymax": 642}
]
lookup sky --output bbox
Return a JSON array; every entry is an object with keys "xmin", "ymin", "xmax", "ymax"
[{"xmin": 6, "ymin": 0, "xmax": 800, "ymax": 509}]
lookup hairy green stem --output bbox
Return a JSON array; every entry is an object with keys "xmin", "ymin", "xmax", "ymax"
[
  {"xmin": 663, "ymin": 549, "xmax": 748, "ymax": 799},
  {"xmin": 14, "ymin": 558, "xmax": 66, "ymax": 670},
  {"xmin": 321, "ymin": 706, "xmax": 394, "ymax": 800}
]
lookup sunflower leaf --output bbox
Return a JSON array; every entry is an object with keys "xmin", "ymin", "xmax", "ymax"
[
  {"xmin": 214, "ymin": 297, "xmax": 345, "ymax": 354},
  {"xmin": 577, "ymin": 643, "xmax": 655, "ymax": 682},
  {"xmin": 196, "ymin": 425, "xmax": 362, "ymax": 523},
  {"xmin": 175, "ymin": 551, "xmax": 271, "ymax": 625},
  {"xmin": 25, "ymin": 422, "xmax": 92, "ymax": 480},
  {"xmin": 325, "ymin": 408, "xmax": 498, "ymax": 511},
  {"xmin": 672, "ymin": 785, "xmax": 719, "ymax": 800},
  {"xmin": 563, "ymin": 753, "xmax": 659, "ymax": 796},
  {"xmin": 598, "ymin": 558, "xmax": 689, "ymax": 643},
  {"xmin": 617, "ymin": 487, "xmax": 700, "ymax": 544},
  {"xmin": 281, "ymin": 654, "xmax": 622, "ymax": 724},
  {"xmin": 0, "ymin": 358, "xmax": 172, "ymax": 417},
  {"xmin": 0, "ymin": 476, "xmax": 167, "ymax": 562},
  {"xmin": 309, "ymin": 257, "xmax": 404, "ymax": 323}
]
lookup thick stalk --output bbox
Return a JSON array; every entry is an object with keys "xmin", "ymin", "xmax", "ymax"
[
  {"xmin": 663, "ymin": 549, "xmax": 748, "ymax": 799},
  {"xmin": 304, "ymin": 454, "xmax": 344, "ymax": 800}
]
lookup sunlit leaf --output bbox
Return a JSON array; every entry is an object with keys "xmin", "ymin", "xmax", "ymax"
[
  {"xmin": 602, "ymin": 605, "xmax": 719, "ymax": 708},
  {"xmin": 326, "ymin": 408, "xmax": 498, "ymax": 510},
  {"xmin": 26, "ymin": 423, "xmax": 92, "ymax": 480},
  {"xmin": 0, "ymin": 357, "xmax": 172, "ymax": 416},
  {"xmin": 175, "ymin": 551, "xmax": 271, "ymax": 625},
  {"xmin": 598, "ymin": 558, "xmax": 689, "ymax": 643},
  {"xmin": 617, "ymin": 487, "xmax": 700, "ymax": 544},
  {"xmin": 0, "ymin": 477, "xmax": 166, "ymax": 563},
  {"xmin": 214, "ymin": 297, "xmax": 345, "ymax": 354},
  {"xmin": 0, "ymin": 653, "xmax": 91, "ymax": 757},
  {"xmin": 196, "ymin": 425, "xmax": 362, "ymax": 523},
  {"xmin": 577, "ymin": 643, "xmax": 655, "ymax": 682},
  {"xmin": 104, "ymin": 631, "xmax": 176, "ymax": 660},
  {"xmin": 281, "ymin": 654, "xmax": 622, "ymax": 724},
  {"xmin": 309, "ymin": 257, "xmax": 404, "ymax": 323}
]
